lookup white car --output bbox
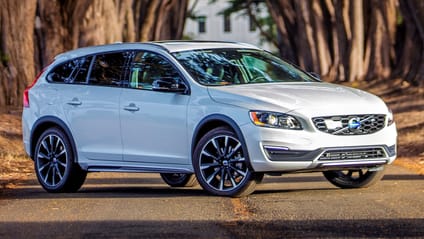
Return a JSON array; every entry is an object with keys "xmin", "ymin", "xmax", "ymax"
[{"xmin": 22, "ymin": 41, "xmax": 397, "ymax": 197}]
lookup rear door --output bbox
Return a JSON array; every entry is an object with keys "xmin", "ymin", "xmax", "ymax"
[{"xmin": 59, "ymin": 52, "xmax": 130, "ymax": 162}]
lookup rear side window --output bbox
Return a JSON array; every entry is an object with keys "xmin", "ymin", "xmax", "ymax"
[
  {"xmin": 47, "ymin": 56, "xmax": 92, "ymax": 84},
  {"xmin": 88, "ymin": 52, "xmax": 129, "ymax": 87}
]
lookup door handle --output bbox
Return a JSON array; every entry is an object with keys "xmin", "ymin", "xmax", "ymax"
[
  {"xmin": 67, "ymin": 97, "xmax": 82, "ymax": 106},
  {"xmin": 124, "ymin": 103, "xmax": 140, "ymax": 112}
]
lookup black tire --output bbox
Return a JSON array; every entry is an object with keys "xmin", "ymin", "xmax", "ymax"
[
  {"xmin": 193, "ymin": 126, "xmax": 263, "ymax": 197},
  {"xmin": 160, "ymin": 173, "xmax": 197, "ymax": 187},
  {"xmin": 34, "ymin": 127, "xmax": 87, "ymax": 193},
  {"xmin": 323, "ymin": 167, "xmax": 385, "ymax": 189}
]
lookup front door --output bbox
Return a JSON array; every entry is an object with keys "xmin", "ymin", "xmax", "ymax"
[{"xmin": 120, "ymin": 51, "xmax": 190, "ymax": 165}]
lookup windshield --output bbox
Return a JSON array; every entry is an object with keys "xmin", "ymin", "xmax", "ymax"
[{"xmin": 172, "ymin": 49, "xmax": 318, "ymax": 86}]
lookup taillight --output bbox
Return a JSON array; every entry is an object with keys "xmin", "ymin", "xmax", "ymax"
[{"xmin": 23, "ymin": 67, "xmax": 48, "ymax": 108}]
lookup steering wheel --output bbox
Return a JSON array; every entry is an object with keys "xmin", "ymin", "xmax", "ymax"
[{"xmin": 250, "ymin": 76, "xmax": 268, "ymax": 83}]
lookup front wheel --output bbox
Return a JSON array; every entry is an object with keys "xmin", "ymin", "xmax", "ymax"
[
  {"xmin": 160, "ymin": 173, "xmax": 197, "ymax": 187},
  {"xmin": 323, "ymin": 167, "xmax": 385, "ymax": 189},
  {"xmin": 34, "ymin": 127, "xmax": 87, "ymax": 193},
  {"xmin": 193, "ymin": 127, "xmax": 263, "ymax": 197}
]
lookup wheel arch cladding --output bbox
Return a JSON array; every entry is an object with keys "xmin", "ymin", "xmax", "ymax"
[
  {"xmin": 191, "ymin": 114, "xmax": 253, "ymax": 169},
  {"xmin": 30, "ymin": 116, "xmax": 78, "ymax": 163}
]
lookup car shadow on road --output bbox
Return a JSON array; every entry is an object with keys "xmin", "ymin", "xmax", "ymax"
[
  {"xmin": 0, "ymin": 176, "xmax": 336, "ymax": 200},
  {"xmin": 0, "ymin": 185, "xmax": 209, "ymax": 200},
  {"xmin": 1, "ymin": 173, "xmax": 421, "ymax": 200},
  {"xmin": 0, "ymin": 218, "xmax": 423, "ymax": 238},
  {"xmin": 1, "ymin": 183, "xmax": 339, "ymax": 200},
  {"xmin": 382, "ymin": 174, "xmax": 424, "ymax": 180}
]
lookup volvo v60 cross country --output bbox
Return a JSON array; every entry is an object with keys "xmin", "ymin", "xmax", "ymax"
[{"xmin": 22, "ymin": 41, "xmax": 397, "ymax": 197}]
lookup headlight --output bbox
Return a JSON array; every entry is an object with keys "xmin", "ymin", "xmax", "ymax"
[
  {"xmin": 249, "ymin": 111, "xmax": 302, "ymax": 130},
  {"xmin": 387, "ymin": 108, "xmax": 394, "ymax": 126}
]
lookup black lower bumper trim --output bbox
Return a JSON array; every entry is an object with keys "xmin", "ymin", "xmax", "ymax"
[
  {"xmin": 264, "ymin": 145, "xmax": 395, "ymax": 162},
  {"xmin": 263, "ymin": 146, "xmax": 322, "ymax": 161}
]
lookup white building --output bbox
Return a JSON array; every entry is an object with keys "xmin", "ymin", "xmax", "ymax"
[{"xmin": 184, "ymin": 0, "xmax": 274, "ymax": 51}]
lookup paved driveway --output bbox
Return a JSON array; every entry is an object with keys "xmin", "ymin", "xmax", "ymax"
[{"xmin": 0, "ymin": 165, "xmax": 423, "ymax": 238}]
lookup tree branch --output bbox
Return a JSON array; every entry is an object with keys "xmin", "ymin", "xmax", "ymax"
[{"xmin": 246, "ymin": 0, "xmax": 279, "ymax": 48}]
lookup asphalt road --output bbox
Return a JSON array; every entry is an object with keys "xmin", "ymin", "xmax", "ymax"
[{"xmin": 0, "ymin": 165, "xmax": 423, "ymax": 238}]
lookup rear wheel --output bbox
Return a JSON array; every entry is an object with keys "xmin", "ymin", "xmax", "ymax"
[
  {"xmin": 160, "ymin": 173, "xmax": 197, "ymax": 187},
  {"xmin": 34, "ymin": 127, "xmax": 87, "ymax": 193},
  {"xmin": 193, "ymin": 127, "xmax": 263, "ymax": 197},
  {"xmin": 323, "ymin": 167, "xmax": 385, "ymax": 189}
]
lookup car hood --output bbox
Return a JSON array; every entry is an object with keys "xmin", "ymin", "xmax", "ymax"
[{"xmin": 207, "ymin": 82, "xmax": 389, "ymax": 116}]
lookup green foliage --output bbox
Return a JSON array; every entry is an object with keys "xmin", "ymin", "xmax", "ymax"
[
  {"xmin": 396, "ymin": 13, "xmax": 404, "ymax": 25},
  {"xmin": 0, "ymin": 51, "xmax": 10, "ymax": 66},
  {"xmin": 256, "ymin": 15, "xmax": 277, "ymax": 44},
  {"xmin": 217, "ymin": 0, "xmax": 249, "ymax": 16},
  {"xmin": 219, "ymin": 0, "xmax": 277, "ymax": 48},
  {"xmin": 182, "ymin": 34, "xmax": 194, "ymax": 40}
]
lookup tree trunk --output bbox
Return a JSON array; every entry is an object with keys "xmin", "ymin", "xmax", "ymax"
[
  {"xmin": 153, "ymin": 0, "xmax": 189, "ymax": 40},
  {"xmin": 139, "ymin": 0, "xmax": 161, "ymax": 41},
  {"xmin": 324, "ymin": 0, "xmax": 346, "ymax": 82},
  {"xmin": 311, "ymin": 0, "xmax": 331, "ymax": 76},
  {"xmin": 238, "ymin": 0, "xmax": 424, "ymax": 87},
  {"xmin": 348, "ymin": 0, "xmax": 365, "ymax": 82},
  {"xmin": 363, "ymin": 0, "xmax": 396, "ymax": 81},
  {"xmin": 295, "ymin": 1, "xmax": 318, "ymax": 72},
  {"xmin": 0, "ymin": 0, "xmax": 37, "ymax": 107},
  {"xmin": 136, "ymin": 0, "xmax": 188, "ymax": 42},
  {"xmin": 265, "ymin": 0, "xmax": 297, "ymax": 62},
  {"xmin": 0, "ymin": 0, "xmax": 188, "ymax": 108},
  {"xmin": 396, "ymin": 0, "xmax": 424, "ymax": 86}
]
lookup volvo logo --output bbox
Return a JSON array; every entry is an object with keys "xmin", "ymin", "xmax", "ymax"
[{"xmin": 348, "ymin": 117, "xmax": 361, "ymax": 130}]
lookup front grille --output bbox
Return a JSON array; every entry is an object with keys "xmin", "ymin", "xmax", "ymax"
[
  {"xmin": 319, "ymin": 148, "xmax": 387, "ymax": 161},
  {"xmin": 312, "ymin": 114, "xmax": 386, "ymax": 135}
]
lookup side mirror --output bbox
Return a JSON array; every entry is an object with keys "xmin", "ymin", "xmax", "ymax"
[
  {"xmin": 309, "ymin": 72, "xmax": 322, "ymax": 81},
  {"xmin": 152, "ymin": 78, "xmax": 187, "ymax": 93}
]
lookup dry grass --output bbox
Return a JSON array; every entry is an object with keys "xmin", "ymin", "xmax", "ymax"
[
  {"xmin": 0, "ymin": 112, "xmax": 33, "ymax": 189},
  {"xmin": 0, "ymin": 81, "xmax": 422, "ymax": 189}
]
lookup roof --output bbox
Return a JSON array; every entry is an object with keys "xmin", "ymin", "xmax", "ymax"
[
  {"xmin": 151, "ymin": 41, "xmax": 260, "ymax": 52},
  {"xmin": 54, "ymin": 41, "xmax": 260, "ymax": 61}
]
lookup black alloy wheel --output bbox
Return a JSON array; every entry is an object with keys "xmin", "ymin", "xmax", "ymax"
[
  {"xmin": 323, "ymin": 167, "xmax": 385, "ymax": 189},
  {"xmin": 34, "ymin": 127, "xmax": 87, "ymax": 193},
  {"xmin": 193, "ymin": 127, "xmax": 263, "ymax": 197}
]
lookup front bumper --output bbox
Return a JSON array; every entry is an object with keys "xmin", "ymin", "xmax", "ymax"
[{"xmin": 241, "ymin": 123, "xmax": 397, "ymax": 172}]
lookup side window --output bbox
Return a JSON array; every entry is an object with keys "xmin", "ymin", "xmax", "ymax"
[
  {"xmin": 89, "ymin": 52, "xmax": 128, "ymax": 87},
  {"xmin": 47, "ymin": 56, "xmax": 92, "ymax": 84},
  {"xmin": 129, "ymin": 52, "xmax": 182, "ymax": 90},
  {"xmin": 174, "ymin": 51, "xmax": 242, "ymax": 85}
]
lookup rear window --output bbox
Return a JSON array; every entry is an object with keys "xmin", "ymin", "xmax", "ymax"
[{"xmin": 47, "ymin": 56, "xmax": 92, "ymax": 84}]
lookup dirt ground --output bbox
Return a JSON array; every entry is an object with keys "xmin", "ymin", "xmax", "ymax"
[
  {"xmin": 0, "ymin": 80, "xmax": 423, "ymax": 189},
  {"xmin": 351, "ymin": 79, "xmax": 424, "ymax": 175}
]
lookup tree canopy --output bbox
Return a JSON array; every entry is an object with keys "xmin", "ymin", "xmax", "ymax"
[
  {"xmin": 0, "ymin": 0, "xmax": 423, "ymax": 108},
  {"xmin": 224, "ymin": 0, "xmax": 424, "ymax": 86},
  {"xmin": 0, "ymin": 0, "xmax": 188, "ymax": 107}
]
